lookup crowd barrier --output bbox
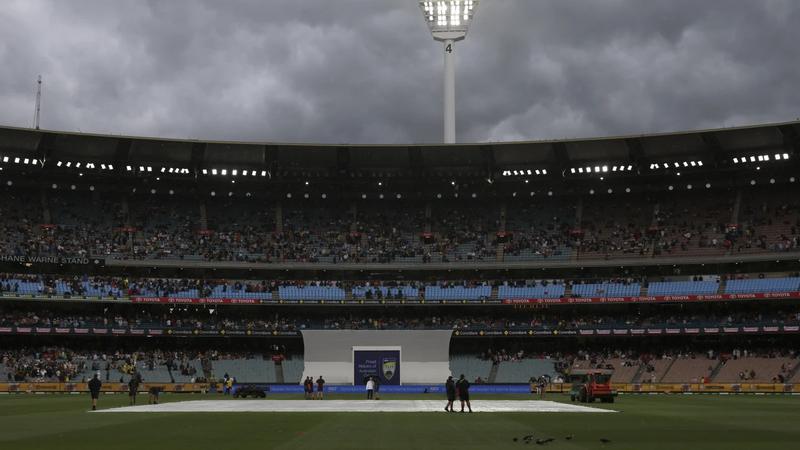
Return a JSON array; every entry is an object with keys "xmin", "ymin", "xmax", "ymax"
[{"xmin": 1, "ymin": 382, "xmax": 796, "ymax": 394}]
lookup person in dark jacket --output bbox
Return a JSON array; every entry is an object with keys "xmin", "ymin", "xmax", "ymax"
[
  {"xmin": 128, "ymin": 372, "xmax": 142, "ymax": 405},
  {"xmin": 456, "ymin": 374, "xmax": 472, "ymax": 413},
  {"xmin": 444, "ymin": 376, "xmax": 456, "ymax": 412},
  {"xmin": 88, "ymin": 373, "xmax": 102, "ymax": 410}
]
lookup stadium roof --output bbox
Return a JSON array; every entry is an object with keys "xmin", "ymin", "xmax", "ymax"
[{"xmin": 0, "ymin": 120, "xmax": 797, "ymax": 177}]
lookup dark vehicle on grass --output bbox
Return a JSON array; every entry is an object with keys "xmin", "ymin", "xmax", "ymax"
[
  {"xmin": 568, "ymin": 369, "xmax": 616, "ymax": 403},
  {"xmin": 233, "ymin": 384, "xmax": 268, "ymax": 398}
]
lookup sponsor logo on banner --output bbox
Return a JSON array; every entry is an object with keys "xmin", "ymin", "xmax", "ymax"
[
  {"xmin": 505, "ymin": 291, "xmax": 800, "ymax": 306},
  {"xmin": 579, "ymin": 329, "xmax": 594, "ymax": 335},
  {"xmin": 684, "ymin": 328, "xmax": 700, "ymax": 334},
  {"xmin": 630, "ymin": 329, "xmax": 645, "ymax": 335},
  {"xmin": 131, "ymin": 296, "xmax": 261, "ymax": 305},
  {"xmin": 74, "ymin": 328, "xmax": 89, "ymax": 334},
  {"xmin": 129, "ymin": 329, "xmax": 144, "ymax": 335},
  {"xmin": 665, "ymin": 328, "xmax": 681, "ymax": 334},
  {"xmin": 0, "ymin": 327, "xmax": 12, "ymax": 333},
  {"xmin": 743, "ymin": 327, "xmax": 759, "ymax": 333},
  {"xmin": 763, "ymin": 326, "xmax": 779, "ymax": 332},
  {"xmin": 92, "ymin": 328, "xmax": 108, "ymax": 335},
  {"xmin": 148, "ymin": 329, "xmax": 163, "ymax": 335},
  {"xmin": 723, "ymin": 327, "xmax": 739, "ymax": 333},
  {"xmin": 784, "ymin": 326, "xmax": 799, "ymax": 332},
  {"xmin": 646, "ymin": 328, "xmax": 663, "ymax": 335},
  {"xmin": 55, "ymin": 328, "xmax": 70, "ymax": 334},
  {"xmin": 35, "ymin": 327, "xmax": 52, "ymax": 333},
  {"xmin": 382, "ymin": 359, "xmax": 397, "ymax": 381},
  {"xmin": 596, "ymin": 329, "xmax": 611, "ymax": 335},
  {"xmin": 112, "ymin": 328, "xmax": 127, "ymax": 335},
  {"xmin": 612, "ymin": 329, "xmax": 629, "ymax": 335},
  {"xmin": 17, "ymin": 327, "xmax": 32, "ymax": 333},
  {"xmin": 704, "ymin": 327, "xmax": 720, "ymax": 333}
]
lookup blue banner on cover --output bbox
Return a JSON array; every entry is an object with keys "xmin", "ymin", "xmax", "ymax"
[{"xmin": 353, "ymin": 350, "xmax": 401, "ymax": 385}]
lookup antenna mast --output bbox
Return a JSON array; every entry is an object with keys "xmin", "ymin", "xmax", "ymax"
[{"xmin": 33, "ymin": 75, "xmax": 42, "ymax": 130}]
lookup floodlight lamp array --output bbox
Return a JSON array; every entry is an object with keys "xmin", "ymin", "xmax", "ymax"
[
  {"xmin": 732, "ymin": 153, "xmax": 790, "ymax": 164},
  {"xmin": 421, "ymin": 1, "xmax": 476, "ymax": 33},
  {"xmin": 1, "ymin": 155, "xmax": 39, "ymax": 166},
  {"xmin": 201, "ymin": 168, "xmax": 269, "ymax": 178},
  {"xmin": 648, "ymin": 160, "xmax": 704, "ymax": 170},
  {"xmin": 502, "ymin": 168, "xmax": 548, "ymax": 177},
  {"xmin": 569, "ymin": 164, "xmax": 633, "ymax": 175}
]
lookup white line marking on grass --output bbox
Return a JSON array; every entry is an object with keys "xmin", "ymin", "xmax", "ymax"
[{"xmin": 94, "ymin": 400, "xmax": 616, "ymax": 413}]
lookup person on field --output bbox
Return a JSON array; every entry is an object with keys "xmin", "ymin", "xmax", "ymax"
[
  {"xmin": 88, "ymin": 373, "xmax": 102, "ymax": 410},
  {"xmin": 537, "ymin": 374, "xmax": 548, "ymax": 399},
  {"xmin": 128, "ymin": 372, "xmax": 142, "ymax": 405},
  {"xmin": 148, "ymin": 386, "xmax": 161, "ymax": 404},
  {"xmin": 366, "ymin": 376, "xmax": 375, "ymax": 400},
  {"xmin": 445, "ymin": 376, "xmax": 456, "ymax": 412},
  {"xmin": 304, "ymin": 377, "xmax": 314, "ymax": 399},
  {"xmin": 316, "ymin": 376, "xmax": 325, "ymax": 400},
  {"xmin": 456, "ymin": 374, "xmax": 472, "ymax": 413},
  {"xmin": 373, "ymin": 375, "xmax": 381, "ymax": 400}
]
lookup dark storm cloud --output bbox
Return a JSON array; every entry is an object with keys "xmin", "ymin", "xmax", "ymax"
[{"xmin": 0, "ymin": 0, "xmax": 798, "ymax": 144}]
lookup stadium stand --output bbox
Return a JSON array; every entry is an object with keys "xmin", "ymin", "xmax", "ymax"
[
  {"xmin": 497, "ymin": 281, "xmax": 565, "ymax": 299},
  {"xmin": 647, "ymin": 279, "xmax": 720, "ymax": 296},
  {"xmin": 713, "ymin": 356, "xmax": 796, "ymax": 383},
  {"xmin": 449, "ymin": 355, "xmax": 492, "ymax": 383},
  {"xmin": 281, "ymin": 357, "xmax": 305, "ymax": 384},
  {"xmin": 493, "ymin": 359, "xmax": 558, "ymax": 383},
  {"xmin": 660, "ymin": 356, "xmax": 718, "ymax": 383},
  {"xmin": 571, "ymin": 282, "xmax": 641, "ymax": 298},
  {"xmin": 725, "ymin": 277, "xmax": 800, "ymax": 294},
  {"xmin": 210, "ymin": 356, "xmax": 276, "ymax": 383}
]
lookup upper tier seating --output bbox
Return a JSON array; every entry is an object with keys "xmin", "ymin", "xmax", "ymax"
[
  {"xmin": 425, "ymin": 285, "xmax": 492, "ymax": 301},
  {"xmin": 647, "ymin": 280, "xmax": 719, "ymax": 296},
  {"xmin": 572, "ymin": 283, "xmax": 641, "ymax": 298},
  {"xmin": 725, "ymin": 278, "xmax": 800, "ymax": 294},
  {"xmin": 498, "ymin": 283, "xmax": 565, "ymax": 299}
]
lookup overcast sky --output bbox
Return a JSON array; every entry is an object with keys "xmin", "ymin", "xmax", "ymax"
[{"xmin": 0, "ymin": 0, "xmax": 798, "ymax": 144}]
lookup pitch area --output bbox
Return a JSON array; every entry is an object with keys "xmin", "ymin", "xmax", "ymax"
[{"xmin": 1, "ymin": 393, "xmax": 798, "ymax": 449}]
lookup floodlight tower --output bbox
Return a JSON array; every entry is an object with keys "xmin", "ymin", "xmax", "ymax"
[{"xmin": 420, "ymin": 1, "xmax": 478, "ymax": 144}]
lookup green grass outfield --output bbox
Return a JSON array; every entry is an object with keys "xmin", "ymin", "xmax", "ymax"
[{"xmin": 1, "ymin": 393, "xmax": 799, "ymax": 449}]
